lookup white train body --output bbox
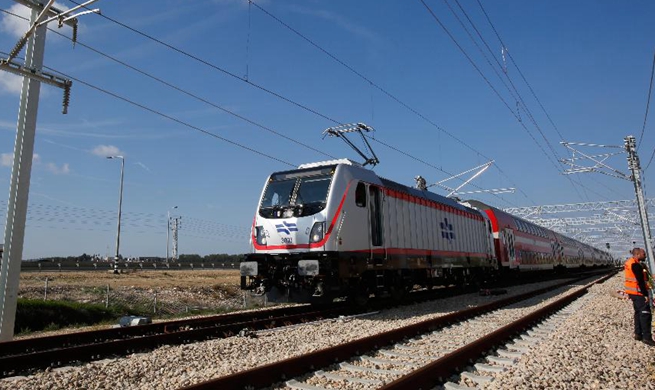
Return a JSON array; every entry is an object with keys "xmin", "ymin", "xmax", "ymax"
[
  {"xmin": 241, "ymin": 159, "xmax": 496, "ymax": 301},
  {"xmin": 241, "ymin": 159, "xmax": 613, "ymax": 303}
]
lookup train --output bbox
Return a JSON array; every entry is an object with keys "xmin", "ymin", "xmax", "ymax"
[{"xmin": 240, "ymin": 159, "xmax": 612, "ymax": 303}]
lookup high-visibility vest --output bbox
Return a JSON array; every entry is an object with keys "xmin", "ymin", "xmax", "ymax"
[{"xmin": 625, "ymin": 257, "xmax": 643, "ymax": 296}]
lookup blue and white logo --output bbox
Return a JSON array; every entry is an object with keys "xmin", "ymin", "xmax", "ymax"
[
  {"xmin": 275, "ymin": 221, "xmax": 298, "ymax": 235},
  {"xmin": 440, "ymin": 218, "xmax": 455, "ymax": 241}
]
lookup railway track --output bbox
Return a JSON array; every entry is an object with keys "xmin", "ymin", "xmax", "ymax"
[
  {"xmin": 178, "ymin": 271, "xmax": 615, "ymax": 390},
  {"xmin": 0, "ymin": 303, "xmax": 353, "ymax": 378},
  {"xmin": 0, "ymin": 269, "xmax": 610, "ymax": 380}
]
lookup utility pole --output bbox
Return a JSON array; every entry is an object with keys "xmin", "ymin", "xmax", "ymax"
[
  {"xmin": 0, "ymin": 0, "xmax": 100, "ymax": 342},
  {"xmin": 106, "ymin": 156, "xmax": 124, "ymax": 261},
  {"xmin": 171, "ymin": 217, "xmax": 181, "ymax": 262},
  {"xmin": 625, "ymin": 135, "xmax": 655, "ymax": 274},
  {"xmin": 166, "ymin": 206, "xmax": 177, "ymax": 263}
]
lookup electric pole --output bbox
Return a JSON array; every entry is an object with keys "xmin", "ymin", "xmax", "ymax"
[
  {"xmin": 625, "ymin": 135, "xmax": 655, "ymax": 274},
  {"xmin": 171, "ymin": 217, "xmax": 181, "ymax": 262},
  {"xmin": 0, "ymin": 0, "xmax": 100, "ymax": 342}
]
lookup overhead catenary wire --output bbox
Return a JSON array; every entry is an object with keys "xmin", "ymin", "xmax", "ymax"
[
  {"xmin": 450, "ymin": 0, "xmax": 592, "ymax": 202},
  {"xmin": 64, "ymin": 0, "xmax": 341, "ymax": 125},
  {"xmin": 429, "ymin": 0, "xmax": 604, "ymax": 202},
  {"xmin": 0, "ymin": 48, "xmax": 296, "ymax": 168},
  {"xmin": 56, "ymin": 1, "xmax": 524, "ymax": 206},
  {"xmin": 0, "ymin": 200, "xmax": 251, "ymax": 240},
  {"xmin": 639, "ymin": 50, "xmax": 655, "ymax": 151},
  {"xmin": 1, "ymin": 6, "xmax": 522, "ymax": 208},
  {"xmin": 418, "ymin": 0, "xmax": 562, "ymax": 173},
  {"xmin": 473, "ymin": 0, "xmax": 612, "ymax": 201},
  {"xmin": 248, "ymin": 0, "xmax": 534, "ymax": 206},
  {"xmin": 641, "ymin": 50, "xmax": 655, "ymax": 172},
  {"xmin": 0, "ymin": 7, "xmax": 337, "ymax": 162}
]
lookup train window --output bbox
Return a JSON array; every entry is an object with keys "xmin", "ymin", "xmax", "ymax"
[
  {"xmin": 295, "ymin": 176, "xmax": 331, "ymax": 205},
  {"xmin": 355, "ymin": 182, "xmax": 366, "ymax": 207},
  {"xmin": 261, "ymin": 179, "xmax": 295, "ymax": 207}
]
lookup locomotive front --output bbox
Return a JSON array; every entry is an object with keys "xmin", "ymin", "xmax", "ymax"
[{"xmin": 240, "ymin": 161, "xmax": 348, "ymax": 302}]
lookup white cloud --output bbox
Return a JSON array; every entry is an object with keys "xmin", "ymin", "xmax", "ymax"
[
  {"xmin": 0, "ymin": 72, "xmax": 23, "ymax": 95},
  {"xmin": 1, "ymin": 152, "xmax": 41, "ymax": 167},
  {"xmin": 1, "ymin": 2, "xmax": 70, "ymax": 37},
  {"xmin": 1, "ymin": 153, "xmax": 12, "ymax": 167},
  {"xmin": 92, "ymin": 145, "xmax": 124, "ymax": 157},
  {"xmin": 45, "ymin": 162, "xmax": 70, "ymax": 175},
  {"xmin": 0, "ymin": 3, "xmax": 30, "ymax": 38}
]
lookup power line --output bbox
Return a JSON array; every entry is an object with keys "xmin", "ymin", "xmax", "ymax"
[
  {"xmin": 458, "ymin": 0, "xmax": 593, "ymax": 202},
  {"xmin": 1, "ymin": 6, "xmax": 522, "ymax": 207},
  {"xmin": 0, "ymin": 7, "xmax": 336, "ymax": 162},
  {"xmin": 0, "ymin": 200, "xmax": 250, "ymax": 239},
  {"xmin": 0, "ymin": 49, "xmax": 297, "ymax": 168},
  {"xmin": 60, "ymin": 0, "xmax": 531, "ymax": 207},
  {"xmin": 474, "ymin": 0, "xmax": 564, "ymax": 140},
  {"xmin": 639, "ymin": 49, "xmax": 655, "ymax": 150},
  {"xmin": 250, "ymin": 1, "xmax": 479, "ymax": 158},
  {"xmin": 419, "ymin": 0, "xmax": 562, "ymax": 171},
  {"xmin": 442, "ymin": 0, "xmax": 588, "ymax": 204},
  {"xmin": 65, "ymin": 0, "xmax": 341, "ymax": 125},
  {"xmin": 443, "ymin": 0, "xmax": 600, "ymax": 202},
  {"xmin": 246, "ymin": 0, "xmax": 534, "ymax": 205}
]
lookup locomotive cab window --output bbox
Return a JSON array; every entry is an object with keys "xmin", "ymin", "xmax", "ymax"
[
  {"xmin": 355, "ymin": 182, "xmax": 367, "ymax": 207},
  {"xmin": 259, "ymin": 166, "xmax": 334, "ymax": 218}
]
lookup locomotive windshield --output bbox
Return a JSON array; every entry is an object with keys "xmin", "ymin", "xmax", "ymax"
[{"xmin": 259, "ymin": 166, "xmax": 334, "ymax": 218}]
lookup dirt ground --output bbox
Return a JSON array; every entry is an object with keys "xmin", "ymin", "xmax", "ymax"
[
  {"xmin": 19, "ymin": 269, "xmax": 241, "ymax": 290},
  {"xmin": 18, "ymin": 269, "xmax": 244, "ymax": 318},
  {"xmin": 15, "ymin": 269, "xmax": 247, "ymax": 338}
]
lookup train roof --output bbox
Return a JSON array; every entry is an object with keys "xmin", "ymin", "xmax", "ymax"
[
  {"xmin": 378, "ymin": 177, "xmax": 472, "ymax": 212},
  {"xmin": 297, "ymin": 159, "xmax": 361, "ymax": 169}
]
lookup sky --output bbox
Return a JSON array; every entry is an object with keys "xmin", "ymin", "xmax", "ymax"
[{"xmin": 0, "ymin": 0, "xmax": 653, "ymax": 259}]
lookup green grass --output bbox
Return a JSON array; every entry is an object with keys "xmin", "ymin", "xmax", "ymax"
[
  {"xmin": 14, "ymin": 299, "xmax": 242, "ymax": 335},
  {"xmin": 15, "ymin": 299, "xmax": 129, "ymax": 335}
]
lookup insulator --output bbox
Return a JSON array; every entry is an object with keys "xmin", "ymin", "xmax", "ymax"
[
  {"xmin": 62, "ymin": 82, "xmax": 71, "ymax": 114},
  {"xmin": 72, "ymin": 25, "xmax": 78, "ymax": 48},
  {"xmin": 8, "ymin": 37, "xmax": 27, "ymax": 61}
]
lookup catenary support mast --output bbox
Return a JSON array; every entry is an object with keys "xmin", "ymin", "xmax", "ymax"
[
  {"xmin": 625, "ymin": 135, "xmax": 655, "ymax": 274},
  {"xmin": 0, "ymin": 0, "xmax": 100, "ymax": 341}
]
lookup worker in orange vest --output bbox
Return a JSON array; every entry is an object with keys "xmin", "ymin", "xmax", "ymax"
[{"xmin": 624, "ymin": 248, "xmax": 654, "ymax": 346}]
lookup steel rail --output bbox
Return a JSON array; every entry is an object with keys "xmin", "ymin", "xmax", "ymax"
[
  {"xmin": 0, "ymin": 304, "xmax": 352, "ymax": 377},
  {"xmin": 178, "ymin": 271, "xmax": 615, "ymax": 390},
  {"xmin": 0, "ymin": 303, "xmax": 325, "ymax": 358},
  {"xmin": 380, "ymin": 271, "xmax": 615, "ymax": 389}
]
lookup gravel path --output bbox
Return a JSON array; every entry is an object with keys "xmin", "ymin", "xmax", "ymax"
[
  {"xmin": 0, "ymin": 277, "xmax": 612, "ymax": 390},
  {"xmin": 474, "ymin": 274, "xmax": 655, "ymax": 390},
  {"xmin": 288, "ymin": 276, "xmax": 599, "ymax": 389}
]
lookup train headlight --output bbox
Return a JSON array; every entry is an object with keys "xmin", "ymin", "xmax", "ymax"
[
  {"xmin": 255, "ymin": 226, "xmax": 267, "ymax": 245},
  {"xmin": 309, "ymin": 222, "xmax": 325, "ymax": 243}
]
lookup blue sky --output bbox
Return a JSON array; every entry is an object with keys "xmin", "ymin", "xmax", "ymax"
[{"xmin": 0, "ymin": 0, "xmax": 653, "ymax": 259}]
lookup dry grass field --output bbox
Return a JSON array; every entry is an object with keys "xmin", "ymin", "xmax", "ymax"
[
  {"xmin": 19, "ymin": 269, "xmax": 241, "ymax": 290},
  {"xmin": 18, "ymin": 269, "xmax": 244, "ymax": 318}
]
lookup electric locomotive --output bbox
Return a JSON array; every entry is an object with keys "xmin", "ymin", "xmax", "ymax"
[{"xmin": 240, "ymin": 159, "xmax": 497, "ymax": 303}]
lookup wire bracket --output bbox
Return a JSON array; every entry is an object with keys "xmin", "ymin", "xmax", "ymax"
[{"xmin": 3, "ymin": 0, "xmax": 102, "ymax": 114}]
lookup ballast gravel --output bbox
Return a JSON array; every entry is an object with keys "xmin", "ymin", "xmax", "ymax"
[
  {"xmin": 476, "ymin": 274, "xmax": 655, "ymax": 390},
  {"xmin": 0, "ymin": 276, "xmax": 643, "ymax": 390}
]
